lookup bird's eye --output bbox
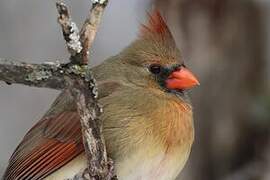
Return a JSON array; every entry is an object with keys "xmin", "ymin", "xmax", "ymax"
[{"xmin": 149, "ymin": 64, "xmax": 162, "ymax": 74}]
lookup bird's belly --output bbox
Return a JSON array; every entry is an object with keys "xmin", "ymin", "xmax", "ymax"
[
  {"xmin": 44, "ymin": 146, "xmax": 191, "ymax": 180},
  {"xmin": 116, "ymin": 145, "xmax": 191, "ymax": 180}
]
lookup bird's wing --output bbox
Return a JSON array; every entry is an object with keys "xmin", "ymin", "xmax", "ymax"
[
  {"xmin": 3, "ymin": 80, "xmax": 121, "ymax": 180},
  {"xmin": 3, "ymin": 90, "xmax": 83, "ymax": 180}
]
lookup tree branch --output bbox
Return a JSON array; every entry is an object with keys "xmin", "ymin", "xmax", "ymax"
[
  {"xmin": 0, "ymin": 58, "xmax": 116, "ymax": 180},
  {"xmin": 55, "ymin": 1, "xmax": 115, "ymax": 179},
  {"xmin": 79, "ymin": 0, "xmax": 108, "ymax": 64},
  {"xmin": 56, "ymin": 0, "xmax": 108, "ymax": 65},
  {"xmin": 56, "ymin": 2, "xmax": 83, "ymax": 62},
  {"xmin": 69, "ymin": 71, "xmax": 112, "ymax": 179},
  {"xmin": 0, "ymin": 0, "xmax": 114, "ymax": 179},
  {"xmin": 0, "ymin": 59, "xmax": 66, "ymax": 89}
]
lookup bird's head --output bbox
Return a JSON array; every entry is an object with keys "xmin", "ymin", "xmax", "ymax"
[{"xmin": 119, "ymin": 10, "xmax": 199, "ymax": 94}]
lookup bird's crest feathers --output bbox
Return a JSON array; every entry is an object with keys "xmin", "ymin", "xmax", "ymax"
[{"xmin": 140, "ymin": 10, "xmax": 174, "ymax": 42}]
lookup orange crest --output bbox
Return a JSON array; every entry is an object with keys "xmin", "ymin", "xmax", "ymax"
[{"xmin": 140, "ymin": 10, "xmax": 174, "ymax": 42}]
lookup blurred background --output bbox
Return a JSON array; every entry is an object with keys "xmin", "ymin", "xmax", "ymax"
[{"xmin": 0, "ymin": 0, "xmax": 269, "ymax": 180}]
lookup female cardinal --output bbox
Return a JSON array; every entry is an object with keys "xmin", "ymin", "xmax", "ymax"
[{"xmin": 3, "ymin": 11, "xmax": 199, "ymax": 180}]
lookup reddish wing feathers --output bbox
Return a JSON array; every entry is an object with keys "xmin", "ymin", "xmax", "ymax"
[
  {"xmin": 3, "ymin": 81, "xmax": 120, "ymax": 180},
  {"xmin": 3, "ymin": 112, "xmax": 84, "ymax": 180}
]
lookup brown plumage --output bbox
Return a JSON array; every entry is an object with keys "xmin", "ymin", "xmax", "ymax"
[{"xmin": 3, "ymin": 11, "xmax": 199, "ymax": 180}]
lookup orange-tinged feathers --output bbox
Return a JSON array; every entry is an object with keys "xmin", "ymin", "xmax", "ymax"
[{"xmin": 140, "ymin": 10, "xmax": 174, "ymax": 42}]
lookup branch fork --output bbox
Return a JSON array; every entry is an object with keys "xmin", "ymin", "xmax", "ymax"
[{"xmin": 0, "ymin": 0, "xmax": 116, "ymax": 179}]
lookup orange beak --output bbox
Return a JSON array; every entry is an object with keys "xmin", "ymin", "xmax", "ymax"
[{"xmin": 165, "ymin": 67, "xmax": 200, "ymax": 90}]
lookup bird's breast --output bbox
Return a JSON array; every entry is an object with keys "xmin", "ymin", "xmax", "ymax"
[
  {"xmin": 102, "ymin": 90, "xmax": 194, "ymax": 179},
  {"xmin": 46, "ymin": 90, "xmax": 194, "ymax": 180},
  {"xmin": 45, "ymin": 138, "xmax": 192, "ymax": 180},
  {"xmin": 115, "ymin": 96, "xmax": 194, "ymax": 180},
  {"xmin": 115, "ymin": 136, "xmax": 193, "ymax": 180}
]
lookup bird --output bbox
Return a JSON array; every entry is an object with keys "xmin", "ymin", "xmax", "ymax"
[{"xmin": 3, "ymin": 11, "xmax": 199, "ymax": 180}]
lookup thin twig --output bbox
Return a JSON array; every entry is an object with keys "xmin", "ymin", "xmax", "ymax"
[
  {"xmin": 56, "ymin": 1, "xmax": 108, "ymax": 65},
  {"xmin": 56, "ymin": 2, "xmax": 82, "ymax": 60},
  {"xmin": 79, "ymin": 0, "xmax": 109, "ymax": 64}
]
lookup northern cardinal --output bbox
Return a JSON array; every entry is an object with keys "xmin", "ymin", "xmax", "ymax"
[{"xmin": 3, "ymin": 11, "xmax": 199, "ymax": 180}]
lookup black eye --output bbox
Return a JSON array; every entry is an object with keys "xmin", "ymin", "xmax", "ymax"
[{"xmin": 149, "ymin": 64, "xmax": 162, "ymax": 74}]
